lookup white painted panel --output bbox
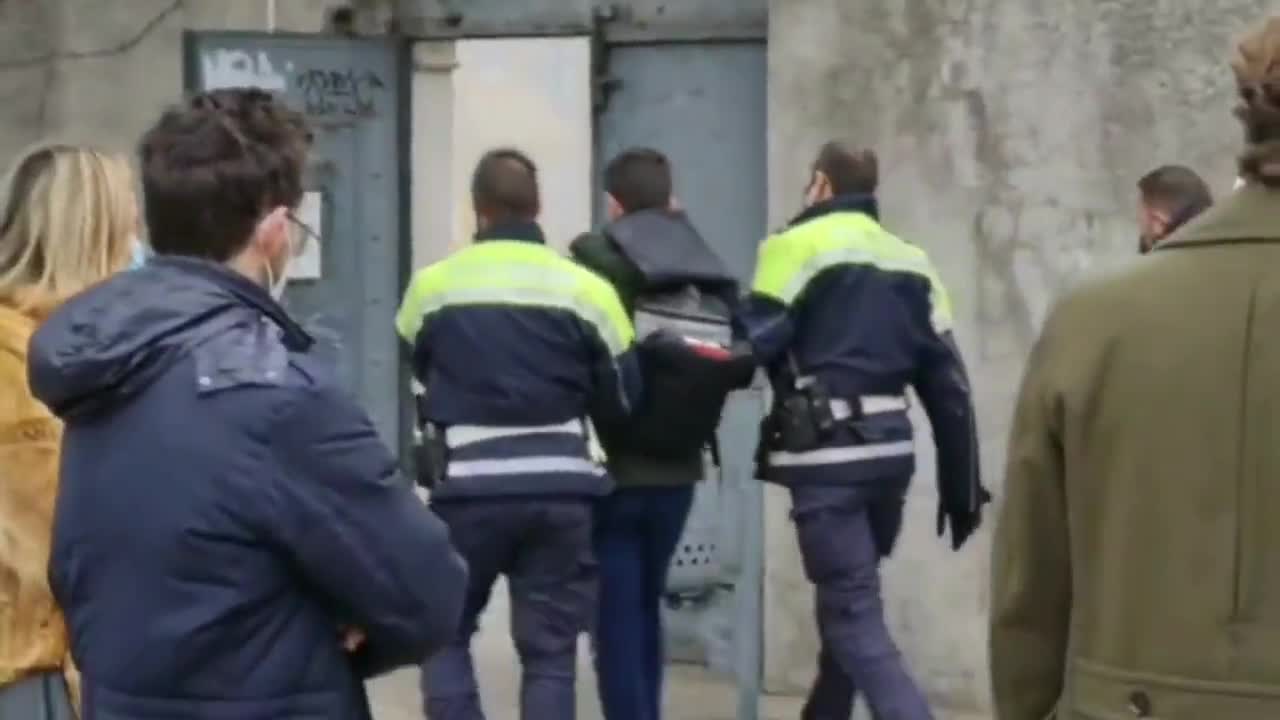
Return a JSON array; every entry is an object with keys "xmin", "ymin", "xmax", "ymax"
[
  {"xmin": 451, "ymin": 37, "xmax": 593, "ymax": 253},
  {"xmin": 288, "ymin": 191, "xmax": 323, "ymax": 280},
  {"xmin": 410, "ymin": 41, "xmax": 458, "ymax": 269}
]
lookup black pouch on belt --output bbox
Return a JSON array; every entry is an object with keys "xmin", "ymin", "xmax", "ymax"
[
  {"xmin": 414, "ymin": 424, "xmax": 448, "ymax": 489},
  {"xmin": 774, "ymin": 382, "xmax": 838, "ymax": 453}
]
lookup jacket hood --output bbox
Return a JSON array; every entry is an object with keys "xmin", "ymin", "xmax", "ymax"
[
  {"xmin": 28, "ymin": 257, "xmax": 312, "ymax": 421},
  {"xmin": 605, "ymin": 209, "xmax": 737, "ymax": 292}
]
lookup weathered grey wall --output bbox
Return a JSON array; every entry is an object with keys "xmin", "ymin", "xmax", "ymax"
[
  {"xmin": 766, "ymin": 0, "xmax": 1268, "ymax": 714},
  {"xmin": 0, "ymin": 0, "xmax": 354, "ymax": 165}
]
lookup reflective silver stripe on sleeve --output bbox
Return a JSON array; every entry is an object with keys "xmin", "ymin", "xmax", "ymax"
[
  {"xmin": 768, "ymin": 440, "xmax": 915, "ymax": 467},
  {"xmin": 445, "ymin": 420, "xmax": 584, "ymax": 449},
  {"xmin": 448, "ymin": 456, "xmax": 606, "ymax": 478}
]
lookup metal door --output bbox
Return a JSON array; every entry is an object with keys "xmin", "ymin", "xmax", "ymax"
[
  {"xmin": 595, "ymin": 37, "xmax": 768, "ymax": 678},
  {"xmin": 183, "ymin": 34, "xmax": 410, "ymax": 452}
]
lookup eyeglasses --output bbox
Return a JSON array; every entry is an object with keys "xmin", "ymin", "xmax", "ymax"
[{"xmin": 285, "ymin": 211, "xmax": 320, "ymax": 257}]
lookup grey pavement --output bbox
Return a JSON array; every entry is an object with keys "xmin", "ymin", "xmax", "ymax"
[{"xmin": 366, "ymin": 580, "xmax": 987, "ymax": 720}]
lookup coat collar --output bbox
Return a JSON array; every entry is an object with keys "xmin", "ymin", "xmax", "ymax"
[
  {"xmin": 789, "ymin": 193, "xmax": 880, "ymax": 228},
  {"xmin": 475, "ymin": 220, "xmax": 545, "ymax": 244},
  {"xmin": 1156, "ymin": 184, "xmax": 1280, "ymax": 251},
  {"xmin": 148, "ymin": 256, "xmax": 313, "ymax": 352}
]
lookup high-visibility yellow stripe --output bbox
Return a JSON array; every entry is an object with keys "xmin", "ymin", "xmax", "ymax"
[
  {"xmin": 396, "ymin": 240, "xmax": 635, "ymax": 353},
  {"xmin": 750, "ymin": 212, "xmax": 954, "ymax": 332}
]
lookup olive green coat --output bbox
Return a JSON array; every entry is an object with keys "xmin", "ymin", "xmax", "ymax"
[{"xmin": 990, "ymin": 184, "xmax": 1280, "ymax": 719}]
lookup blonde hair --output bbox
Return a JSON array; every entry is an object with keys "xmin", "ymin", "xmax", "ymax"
[{"xmin": 0, "ymin": 143, "xmax": 136, "ymax": 313}]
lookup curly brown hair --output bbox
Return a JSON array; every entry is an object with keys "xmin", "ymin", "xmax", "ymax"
[
  {"xmin": 139, "ymin": 87, "xmax": 313, "ymax": 261},
  {"xmin": 1232, "ymin": 17, "xmax": 1280, "ymax": 187}
]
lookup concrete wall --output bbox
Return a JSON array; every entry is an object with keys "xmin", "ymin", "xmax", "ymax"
[
  {"xmin": 409, "ymin": 36, "xmax": 592, "ymax": 263},
  {"xmin": 765, "ymin": 0, "xmax": 1267, "ymax": 713},
  {"xmin": 0, "ymin": 0, "xmax": 357, "ymax": 166}
]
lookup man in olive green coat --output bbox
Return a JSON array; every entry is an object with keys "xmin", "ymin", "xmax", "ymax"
[
  {"xmin": 990, "ymin": 20, "xmax": 1280, "ymax": 712},
  {"xmin": 992, "ymin": 179, "xmax": 1280, "ymax": 718}
]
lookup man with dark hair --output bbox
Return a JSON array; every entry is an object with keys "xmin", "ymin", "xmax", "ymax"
[
  {"xmin": 1137, "ymin": 164, "xmax": 1213, "ymax": 253},
  {"xmin": 27, "ymin": 87, "xmax": 467, "ymax": 720},
  {"xmin": 739, "ymin": 142, "xmax": 989, "ymax": 720},
  {"xmin": 570, "ymin": 147, "xmax": 749, "ymax": 720},
  {"xmin": 602, "ymin": 147, "xmax": 673, "ymax": 215},
  {"xmin": 811, "ymin": 140, "xmax": 879, "ymax": 197},
  {"xmin": 398, "ymin": 147, "xmax": 643, "ymax": 720},
  {"xmin": 471, "ymin": 148, "xmax": 541, "ymax": 219}
]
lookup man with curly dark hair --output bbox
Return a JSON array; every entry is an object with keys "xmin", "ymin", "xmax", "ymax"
[
  {"xmin": 27, "ymin": 87, "xmax": 468, "ymax": 720},
  {"xmin": 991, "ymin": 16, "xmax": 1280, "ymax": 720}
]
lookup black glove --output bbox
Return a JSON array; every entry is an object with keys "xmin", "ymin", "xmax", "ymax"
[{"xmin": 936, "ymin": 485, "xmax": 993, "ymax": 551}]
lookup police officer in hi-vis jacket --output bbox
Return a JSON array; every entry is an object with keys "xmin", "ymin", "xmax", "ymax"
[
  {"xmin": 396, "ymin": 148, "xmax": 642, "ymax": 720},
  {"xmin": 738, "ymin": 142, "xmax": 990, "ymax": 720}
]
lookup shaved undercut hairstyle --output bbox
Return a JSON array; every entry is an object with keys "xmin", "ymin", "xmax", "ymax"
[
  {"xmin": 1138, "ymin": 165, "xmax": 1212, "ymax": 220},
  {"xmin": 471, "ymin": 148, "xmax": 540, "ymax": 223},
  {"xmin": 812, "ymin": 141, "xmax": 879, "ymax": 195}
]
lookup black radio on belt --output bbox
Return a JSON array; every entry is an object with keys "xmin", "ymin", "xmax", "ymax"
[
  {"xmin": 414, "ymin": 425, "xmax": 448, "ymax": 489},
  {"xmin": 413, "ymin": 393, "xmax": 448, "ymax": 489},
  {"xmin": 773, "ymin": 378, "xmax": 838, "ymax": 453}
]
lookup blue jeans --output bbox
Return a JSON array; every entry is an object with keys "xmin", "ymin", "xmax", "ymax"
[{"xmin": 592, "ymin": 486, "xmax": 696, "ymax": 720}]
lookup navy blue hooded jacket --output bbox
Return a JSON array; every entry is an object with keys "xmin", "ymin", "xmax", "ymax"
[{"xmin": 28, "ymin": 257, "xmax": 467, "ymax": 720}]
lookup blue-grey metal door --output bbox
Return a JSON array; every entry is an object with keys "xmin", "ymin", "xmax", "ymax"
[
  {"xmin": 183, "ymin": 33, "xmax": 410, "ymax": 452},
  {"xmin": 595, "ymin": 38, "xmax": 768, "ymax": 711}
]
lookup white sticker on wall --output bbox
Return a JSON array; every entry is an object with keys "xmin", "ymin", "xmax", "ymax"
[{"xmin": 290, "ymin": 191, "xmax": 323, "ymax": 281}]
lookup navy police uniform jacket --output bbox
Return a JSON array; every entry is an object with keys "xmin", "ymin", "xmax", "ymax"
[
  {"xmin": 739, "ymin": 195, "xmax": 986, "ymax": 535},
  {"xmin": 395, "ymin": 221, "xmax": 643, "ymax": 499},
  {"xmin": 27, "ymin": 257, "xmax": 468, "ymax": 720}
]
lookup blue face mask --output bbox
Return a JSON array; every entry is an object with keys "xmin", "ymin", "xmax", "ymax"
[{"xmin": 128, "ymin": 238, "xmax": 149, "ymax": 270}]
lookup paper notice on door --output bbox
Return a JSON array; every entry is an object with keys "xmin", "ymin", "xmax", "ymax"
[{"xmin": 290, "ymin": 191, "xmax": 323, "ymax": 280}]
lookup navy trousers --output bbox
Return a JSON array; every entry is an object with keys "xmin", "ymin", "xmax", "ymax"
[
  {"xmin": 790, "ymin": 483, "xmax": 933, "ymax": 720},
  {"xmin": 422, "ymin": 499, "xmax": 597, "ymax": 720},
  {"xmin": 592, "ymin": 486, "xmax": 695, "ymax": 720}
]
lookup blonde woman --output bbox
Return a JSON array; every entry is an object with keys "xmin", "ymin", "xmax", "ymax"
[{"xmin": 0, "ymin": 143, "xmax": 137, "ymax": 719}]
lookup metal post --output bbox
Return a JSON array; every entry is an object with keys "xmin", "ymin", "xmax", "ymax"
[{"xmin": 734, "ymin": 386, "xmax": 768, "ymax": 720}]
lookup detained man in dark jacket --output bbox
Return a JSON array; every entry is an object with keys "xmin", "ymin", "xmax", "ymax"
[
  {"xmin": 27, "ymin": 88, "xmax": 467, "ymax": 720},
  {"xmin": 570, "ymin": 148, "xmax": 744, "ymax": 720}
]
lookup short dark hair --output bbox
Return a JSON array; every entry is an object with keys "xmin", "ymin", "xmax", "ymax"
[
  {"xmin": 471, "ymin": 148, "xmax": 540, "ymax": 222},
  {"xmin": 1137, "ymin": 165, "xmax": 1213, "ymax": 218},
  {"xmin": 812, "ymin": 141, "xmax": 878, "ymax": 195},
  {"xmin": 139, "ymin": 87, "xmax": 312, "ymax": 261},
  {"xmin": 604, "ymin": 147, "xmax": 672, "ymax": 213}
]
